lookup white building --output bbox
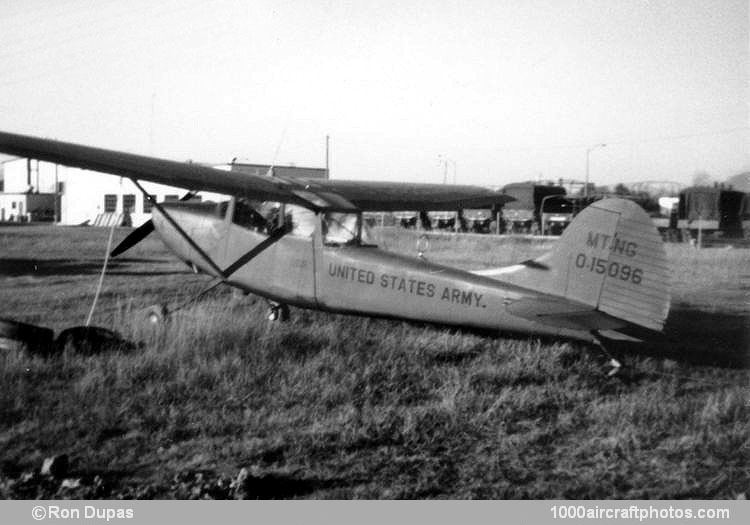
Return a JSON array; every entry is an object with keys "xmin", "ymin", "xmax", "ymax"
[
  {"xmin": 0, "ymin": 158, "xmax": 59, "ymax": 222},
  {"xmin": 0, "ymin": 158, "xmax": 326, "ymax": 226}
]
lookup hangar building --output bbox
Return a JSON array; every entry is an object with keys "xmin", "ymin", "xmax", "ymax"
[{"xmin": 0, "ymin": 157, "xmax": 326, "ymax": 227}]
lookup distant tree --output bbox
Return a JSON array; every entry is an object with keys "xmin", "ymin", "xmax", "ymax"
[
  {"xmin": 613, "ymin": 183, "xmax": 631, "ymax": 195},
  {"xmin": 725, "ymin": 171, "xmax": 750, "ymax": 192},
  {"xmin": 574, "ymin": 183, "xmax": 605, "ymax": 195},
  {"xmin": 692, "ymin": 170, "xmax": 712, "ymax": 187}
]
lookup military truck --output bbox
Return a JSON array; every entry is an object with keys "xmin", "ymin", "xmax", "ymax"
[
  {"xmin": 674, "ymin": 186, "xmax": 746, "ymax": 240},
  {"xmin": 500, "ymin": 182, "xmax": 567, "ymax": 234}
]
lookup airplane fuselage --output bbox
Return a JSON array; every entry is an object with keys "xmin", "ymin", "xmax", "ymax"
[{"xmin": 152, "ymin": 202, "xmax": 597, "ymax": 343}]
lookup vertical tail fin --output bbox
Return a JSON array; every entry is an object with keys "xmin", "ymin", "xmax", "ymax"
[{"xmin": 480, "ymin": 198, "xmax": 671, "ymax": 331}]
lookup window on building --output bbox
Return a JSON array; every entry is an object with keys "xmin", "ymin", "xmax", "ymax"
[
  {"xmin": 12, "ymin": 201, "xmax": 16, "ymax": 209},
  {"xmin": 57, "ymin": 182, "xmax": 64, "ymax": 194},
  {"xmin": 122, "ymin": 194, "xmax": 136, "ymax": 213},
  {"xmin": 104, "ymin": 194, "xmax": 117, "ymax": 212},
  {"xmin": 216, "ymin": 201, "xmax": 229, "ymax": 219},
  {"xmin": 164, "ymin": 194, "xmax": 179, "ymax": 203},
  {"xmin": 143, "ymin": 194, "xmax": 156, "ymax": 213}
]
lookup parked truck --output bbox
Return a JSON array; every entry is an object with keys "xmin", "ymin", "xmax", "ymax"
[
  {"xmin": 674, "ymin": 186, "xmax": 747, "ymax": 240},
  {"xmin": 500, "ymin": 182, "xmax": 567, "ymax": 234}
]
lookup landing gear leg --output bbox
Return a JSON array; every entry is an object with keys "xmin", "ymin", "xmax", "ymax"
[
  {"xmin": 267, "ymin": 302, "xmax": 290, "ymax": 322},
  {"xmin": 590, "ymin": 331, "xmax": 622, "ymax": 377}
]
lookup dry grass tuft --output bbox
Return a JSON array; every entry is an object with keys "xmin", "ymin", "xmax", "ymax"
[{"xmin": 0, "ymin": 225, "xmax": 747, "ymax": 498}]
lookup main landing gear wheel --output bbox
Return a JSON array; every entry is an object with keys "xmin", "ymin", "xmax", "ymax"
[
  {"xmin": 142, "ymin": 304, "xmax": 168, "ymax": 325},
  {"xmin": 267, "ymin": 303, "xmax": 290, "ymax": 322}
]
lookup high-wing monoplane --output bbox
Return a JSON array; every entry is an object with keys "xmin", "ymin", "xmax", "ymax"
[{"xmin": 0, "ymin": 131, "xmax": 670, "ymax": 364}]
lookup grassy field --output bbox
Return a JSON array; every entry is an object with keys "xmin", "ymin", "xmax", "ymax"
[{"xmin": 0, "ymin": 224, "xmax": 748, "ymax": 499}]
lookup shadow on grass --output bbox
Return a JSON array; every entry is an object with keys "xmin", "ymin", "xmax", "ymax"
[
  {"xmin": 0, "ymin": 257, "xmax": 186, "ymax": 277},
  {"xmin": 237, "ymin": 472, "xmax": 347, "ymax": 499},
  {"xmin": 405, "ymin": 309, "xmax": 747, "ymax": 370},
  {"xmin": 606, "ymin": 307, "xmax": 748, "ymax": 369}
]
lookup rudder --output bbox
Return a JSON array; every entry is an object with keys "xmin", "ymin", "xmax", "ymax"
[{"xmin": 545, "ymin": 198, "xmax": 670, "ymax": 331}]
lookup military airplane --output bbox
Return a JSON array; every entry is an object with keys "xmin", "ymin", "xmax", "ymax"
[{"xmin": 0, "ymin": 131, "xmax": 670, "ymax": 360}]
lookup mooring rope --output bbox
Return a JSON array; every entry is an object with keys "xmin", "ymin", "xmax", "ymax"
[{"xmin": 85, "ymin": 194, "xmax": 120, "ymax": 326}]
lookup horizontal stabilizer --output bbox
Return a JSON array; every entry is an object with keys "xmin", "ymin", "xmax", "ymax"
[{"xmin": 506, "ymin": 297, "xmax": 627, "ymax": 331}]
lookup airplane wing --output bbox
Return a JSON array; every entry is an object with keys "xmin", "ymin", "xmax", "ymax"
[{"xmin": 0, "ymin": 131, "xmax": 513, "ymax": 212}]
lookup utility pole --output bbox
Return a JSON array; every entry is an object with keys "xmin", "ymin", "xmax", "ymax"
[
  {"xmin": 585, "ymin": 143, "xmax": 606, "ymax": 197},
  {"xmin": 438, "ymin": 155, "xmax": 456, "ymax": 184},
  {"xmin": 149, "ymin": 91, "xmax": 156, "ymax": 154},
  {"xmin": 325, "ymin": 135, "xmax": 330, "ymax": 179},
  {"xmin": 54, "ymin": 164, "xmax": 59, "ymax": 223}
]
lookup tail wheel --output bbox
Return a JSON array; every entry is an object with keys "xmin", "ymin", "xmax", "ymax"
[
  {"xmin": 267, "ymin": 304, "xmax": 290, "ymax": 322},
  {"xmin": 0, "ymin": 318, "xmax": 54, "ymax": 356}
]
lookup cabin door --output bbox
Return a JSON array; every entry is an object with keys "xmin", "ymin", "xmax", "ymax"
[{"xmin": 220, "ymin": 200, "xmax": 317, "ymax": 305}]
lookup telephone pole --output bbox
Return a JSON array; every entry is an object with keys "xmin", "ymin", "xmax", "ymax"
[
  {"xmin": 585, "ymin": 143, "xmax": 606, "ymax": 197},
  {"xmin": 325, "ymin": 135, "xmax": 330, "ymax": 179}
]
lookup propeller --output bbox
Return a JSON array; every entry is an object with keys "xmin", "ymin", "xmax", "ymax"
[
  {"xmin": 110, "ymin": 191, "xmax": 196, "ymax": 257},
  {"xmin": 110, "ymin": 219, "xmax": 154, "ymax": 257}
]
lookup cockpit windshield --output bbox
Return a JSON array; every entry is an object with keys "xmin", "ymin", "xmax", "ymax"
[
  {"xmin": 286, "ymin": 205, "xmax": 317, "ymax": 238},
  {"xmin": 229, "ymin": 200, "xmax": 374, "ymax": 244}
]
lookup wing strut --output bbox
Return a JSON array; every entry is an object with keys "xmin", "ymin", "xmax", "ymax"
[
  {"xmin": 222, "ymin": 228, "xmax": 287, "ymax": 278},
  {"xmin": 130, "ymin": 179, "xmax": 289, "ymax": 282}
]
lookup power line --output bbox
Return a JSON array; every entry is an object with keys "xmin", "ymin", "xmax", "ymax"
[{"xmin": 489, "ymin": 126, "xmax": 749, "ymax": 153}]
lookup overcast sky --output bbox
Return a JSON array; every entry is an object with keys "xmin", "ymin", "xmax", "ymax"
[{"xmin": 1, "ymin": 0, "xmax": 748, "ymax": 187}]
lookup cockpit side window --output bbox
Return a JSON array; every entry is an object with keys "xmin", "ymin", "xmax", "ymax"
[
  {"xmin": 231, "ymin": 202, "xmax": 316, "ymax": 238},
  {"xmin": 232, "ymin": 199, "xmax": 267, "ymax": 230}
]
